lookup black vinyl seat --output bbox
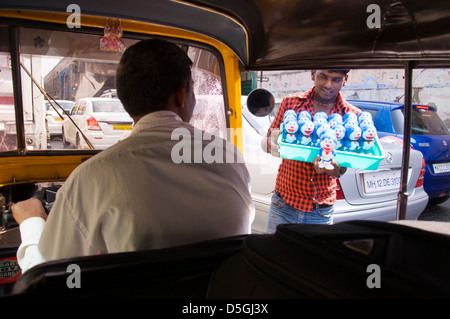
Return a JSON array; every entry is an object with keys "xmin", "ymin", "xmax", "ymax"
[
  {"xmin": 11, "ymin": 234, "xmax": 248, "ymax": 299},
  {"xmin": 207, "ymin": 221, "xmax": 450, "ymax": 299}
]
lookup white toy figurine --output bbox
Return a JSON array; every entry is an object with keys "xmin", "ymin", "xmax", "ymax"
[
  {"xmin": 358, "ymin": 118, "xmax": 375, "ymax": 130},
  {"xmin": 297, "ymin": 120, "xmax": 315, "ymax": 146},
  {"xmin": 343, "ymin": 118, "xmax": 359, "ymax": 129},
  {"xmin": 332, "ymin": 124, "xmax": 346, "ymax": 150},
  {"xmin": 357, "ymin": 111, "xmax": 373, "ymax": 123},
  {"xmin": 318, "ymin": 129, "xmax": 338, "ymax": 170},
  {"xmin": 314, "ymin": 111, "xmax": 328, "ymax": 121},
  {"xmin": 343, "ymin": 123, "xmax": 361, "ymax": 152},
  {"xmin": 328, "ymin": 113, "xmax": 343, "ymax": 128},
  {"xmin": 312, "ymin": 122, "xmax": 330, "ymax": 147},
  {"xmin": 299, "ymin": 110, "xmax": 312, "ymax": 121},
  {"xmin": 313, "ymin": 116, "xmax": 327, "ymax": 128},
  {"xmin": 282, "ymin": 118, "xmax": 299, "ymax": 143},
  {"xmin": 343, "ymin": 112, "xmax": 357, "ymax": 123},
  {"xmin": 360, "ymin": 124, "xmax": 378, "ymax": 153},
  {"xmin": 283, "ymin": 109, "xmax": 298, "ymax": 121},
  {"xmin": 297, "ymin": 110, "xmax": 312, "ymax": 125}
]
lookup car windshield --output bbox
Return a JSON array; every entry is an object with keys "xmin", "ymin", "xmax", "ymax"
[
  {"xmin": 46, "ymin": 101, "xmax": 74, "ymax": 112},
  {"xmin": 92, "ymin": 100, "xmax": 126, "ymax": 113},
  {"xmin": 402, "ymin": 107, "xmax": 450, "ymax": 136}
]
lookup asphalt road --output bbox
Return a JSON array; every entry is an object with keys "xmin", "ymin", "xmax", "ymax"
[{"xmin": 419, "ymin": 198, "xmax": 450, "ymax": 222}]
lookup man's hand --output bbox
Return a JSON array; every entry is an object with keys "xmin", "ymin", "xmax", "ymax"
[
  {"xmin": 261, "ymin": 129, "xmax": 281, "ymax": 157},
  {"xmin": 313, "ymin": 156, "xmax": 344, "ymax": 178},
  {"xmin": 10, "ymin": 198, "xmax": 48, "ymax": 225}
]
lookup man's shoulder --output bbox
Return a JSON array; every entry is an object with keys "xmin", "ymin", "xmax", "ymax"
[
  {"xmin": 284, "ymin": 88, "xmax": 313, "ymax": 101},
  {"xmin": 283, "ymin": 93, "xmax": 301, "ymax": 100},
  {"xmin": 337, "ymin": 93, "xmax": 361, "ymax": 114},
  {"xmin": 281, "ymin": 90, "xmax": 312, "ymax": 109},
  {"xmin": 343, "ymin": 99, "xmax": 362, "ymax": 114}
]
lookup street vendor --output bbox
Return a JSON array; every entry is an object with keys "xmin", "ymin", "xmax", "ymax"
[{"xmin": 262, "ymin": 69, "xmax": 361, "ymax": 232}]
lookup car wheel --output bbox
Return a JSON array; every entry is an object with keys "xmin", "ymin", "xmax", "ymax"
[
  {"xmin": 428, "ymin": 196, "xmax": 450, "ymax": 206},
  {"xmin": 62, "ymin": 128, "xmax": 70, "ymax": 147},
  {"xmin": 76, "ymin": 134, "xmax": 81, "ymax": 149}
]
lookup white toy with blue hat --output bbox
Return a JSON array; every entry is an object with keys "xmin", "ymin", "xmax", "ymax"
[
  {"xmin": 344, "ymin": 123, "xmax": 361, "ymax": 152},
  {"xmin": 318, "ymin": 129, "xmax": 338, "ymax": 170},
  {"xmin": 297, "ymin": 120, "xmax": 315, "ymax": 146},
  {"xmin": 360, "ymin": 124, "xmax": 378, "ymax": 153}
]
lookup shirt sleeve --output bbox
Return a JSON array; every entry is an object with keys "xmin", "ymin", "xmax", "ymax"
[{"xmin": 16, "ymin": 217, "xmax": 47, "ymax": 273}]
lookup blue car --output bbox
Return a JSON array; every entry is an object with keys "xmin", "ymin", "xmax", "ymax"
[{"xmin": 349, "ymin": 100, "xmax": 450, "ymax": 205}]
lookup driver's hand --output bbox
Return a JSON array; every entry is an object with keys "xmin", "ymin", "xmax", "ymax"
[
  {"xmin": 10, "ymin": 198, "xmax": 48, "ymax": 225},
  {"xmin": 261, "ymin": 129, "xmax": 281, "ymax": 157}
]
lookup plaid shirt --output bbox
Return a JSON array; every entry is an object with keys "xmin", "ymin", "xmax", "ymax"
[{"xmin": 268, "ymin": 87, "xmax": 361, "ymax": 212}]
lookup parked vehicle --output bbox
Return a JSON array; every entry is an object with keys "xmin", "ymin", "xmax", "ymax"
[
  {"xmin": 242, "ymin": 98, "xmax": 429, "ymax": 234},
  {"xmin": 349, "ymin": 100, "xmax": 450, "ymax": 205},
  {"xmin": 62, "ymin": 98, "xmax": 133, "ymax": 150},
  {"xmin": 0, "ymin": 104, "xmax": 15, "ymax": 150},
  {"xmin": 100, "ymin": 89, "xmax": 118, "ymax": 99},
  {"xmin": 45, "ymin": 100, "xmax": 74, "ymax": 138}
]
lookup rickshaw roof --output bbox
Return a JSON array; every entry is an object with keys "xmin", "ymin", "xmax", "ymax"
[{"xmin": 2, "ymin": 0, "xmax": 450, "ymax": 69}]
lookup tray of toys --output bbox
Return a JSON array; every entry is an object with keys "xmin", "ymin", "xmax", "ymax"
[{"xmin": 278, "ymin": 110, "xmax": 385, "ymax": 170}]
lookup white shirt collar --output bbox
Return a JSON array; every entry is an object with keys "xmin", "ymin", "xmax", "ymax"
[{"xmin": 131, "ymin": 110, "xmax": 183, "ymax": 135}]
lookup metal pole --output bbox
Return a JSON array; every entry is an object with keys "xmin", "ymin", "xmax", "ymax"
[
  {"xmin": 9, "ymin": 26, "xmax": 26, "ymax": 154},
  {"xmin": 396, "ymin": 61, "xmax": 414, "ymax": 220}
]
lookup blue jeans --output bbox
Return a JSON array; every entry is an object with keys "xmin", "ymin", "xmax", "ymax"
[{"xmin": 266, "ymin": 192, "xmax": 334, "ymax": 234}]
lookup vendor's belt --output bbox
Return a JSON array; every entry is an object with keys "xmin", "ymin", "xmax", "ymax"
[{"xmin": 275, "ymin": 190, "xmax": 332, "ymax": 209}]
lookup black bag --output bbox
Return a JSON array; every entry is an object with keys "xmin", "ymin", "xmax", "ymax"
[{"xmin": 207, "ymin": 220, "xmax": 450, "ymax": 298}]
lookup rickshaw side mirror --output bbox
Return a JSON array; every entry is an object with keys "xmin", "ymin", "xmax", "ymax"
[{"xmin": 246, "ymin": 88, "xmax": 275, "ymax": 117}]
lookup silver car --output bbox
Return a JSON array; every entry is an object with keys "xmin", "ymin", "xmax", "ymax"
[
  {"xmin": 241, "ymin": 97, "xmax": 429, "ymax": 234},
  {"xmin": 62, "ymin": 98, "xmax": 133, "ymax": 150}
]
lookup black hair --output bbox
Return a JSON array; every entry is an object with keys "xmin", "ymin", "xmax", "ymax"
[
  {"xmin": 328, "ymin": 69, "xmax": 350, "ymax": 75},
  {"xmin": 116, "ymin": 39, "xmax": 193, "ymax": 117}
]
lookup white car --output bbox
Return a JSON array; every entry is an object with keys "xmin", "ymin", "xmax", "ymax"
[
  {"xmin": 62, "ymin": 98, "xmax": 133, "ymax": 150},
  {"xmin": 45, "ymin": 100, "xmax": 75, "ymax": 138},
  {"xmin": 241, "ymin": 97, "xmax": 429, "ymax": 234}
]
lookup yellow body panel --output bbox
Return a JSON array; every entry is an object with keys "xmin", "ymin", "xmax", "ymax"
[{"xmin": 0, "ymin": 155, "xmax": 92, "ymax": 187}]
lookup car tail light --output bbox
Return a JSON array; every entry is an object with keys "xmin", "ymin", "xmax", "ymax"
[
  {"xmin": 415, "ymin": 157, "xmax": 426, "ymax": 188},
  {"xmin": 87, "ymin": 117, "xmax": 101, "ymax": 131},
  {"xmin": 335, "ymin": 179, "xmax": 345, "ymax": 200}
]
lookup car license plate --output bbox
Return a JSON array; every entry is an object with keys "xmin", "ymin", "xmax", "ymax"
[
  {"xmin": 113, "ymin": 124, "xmax": 132, "ymax": 131},
  {"xmin": 433, "ymin": 162, "xmax": 450, "ymax": 174},
  {"xmin": 363, "ymin": 169, "xmax": 402, "ymax": 194}
]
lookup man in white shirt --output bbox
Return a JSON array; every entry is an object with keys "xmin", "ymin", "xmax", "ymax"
[{"xmin": 11, "ymin": 39, "xmax": 255, "ymax": 273}]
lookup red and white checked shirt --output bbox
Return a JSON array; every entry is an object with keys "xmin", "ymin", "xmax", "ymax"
[{"xmin": 268, "ymin": 87, "xmax": 361, "ymax": 212}]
